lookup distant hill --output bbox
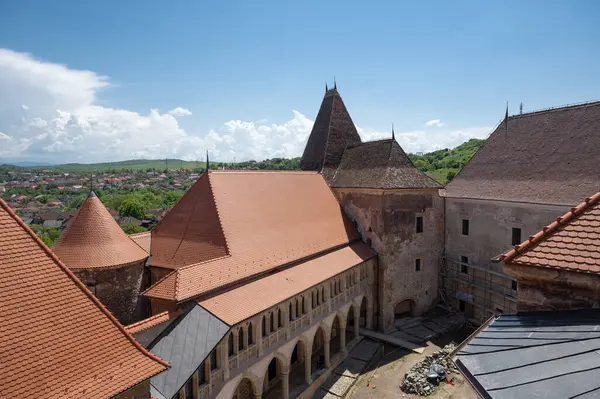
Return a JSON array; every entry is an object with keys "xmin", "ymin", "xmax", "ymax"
[
  {"xmin": 408, "ymin": 138, "xmax": 485, "ymax": 184},
  {"xmin": 1, "ymin": 139, "xmax": 484, "ymax": 184},
  {"xmin": 2, "ymin": 157, "xmax": 301, "ymax": 173}
]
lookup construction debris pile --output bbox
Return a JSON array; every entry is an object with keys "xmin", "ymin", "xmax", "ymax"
[{"xmin": 400, "ymin": 344, "xmax": 458, "ymax": 396}]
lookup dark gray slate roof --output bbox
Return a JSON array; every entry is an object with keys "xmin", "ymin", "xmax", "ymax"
[
  {"xmin": 149, "ymin": 303, "xmax": 230, "ymax": 399},
  {"xmin": 301, "ymin": 88, "xmax": 361, "ymax": 171},
  {"xmin": 329, "ymin": 139, "xmax": 441, "ymax": 189},
  {"xmin": 453, "ymin": 310, "xmax": 600, "ymax": 399},
  {"xmin": 445, "ymin": 101, "xmax": 600, "ymax": 205}
]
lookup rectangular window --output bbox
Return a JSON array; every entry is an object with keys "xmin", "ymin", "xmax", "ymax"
[
  {"xmin": 185, "ymin": 378, "xmax": 194, "ymax": 399},
  {"xmin": 511, "ymin": 280, "xmax": 518, "ymax": 291},
  {"xmin": 462, "ymin": 219, "xmax": 469, "ymax": 235},
  {"xmin": 416, "ymin": 216, "xmax": 423, "ymax": 233},
  {"xmin": 459, "ymin": 300, "xmax": 466, "ymax": 312},
  {"xmin": 512, "ymin": 227, "xmax": 522, "ymax": 246},
  {"xmin": 210, "ymin": 349, "xmax": 218, "ymax": 370},
  {"xmin": 460, "ymin": 256, "xmax": 468, "ymax": 274},
  {"xmin": 415, "ymin": 258, "xmax": 421, "ymax": 272}
]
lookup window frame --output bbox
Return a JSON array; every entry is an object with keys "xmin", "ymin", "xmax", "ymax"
[
  {"xmin": 415, "ymin": 258, "xmax": 421, "ymax": 272},
  {"xmin": 462, "ymin": 219, "xmax": 470, "ymax": 236},
  {"xmin": 416, "ymin": 215, "xmax": 424, "ymax": 234},
  {"xmin": 512, "ymin": 227, "xmax": 522, "ymax": 246}
]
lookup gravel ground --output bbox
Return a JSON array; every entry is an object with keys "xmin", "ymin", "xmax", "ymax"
[{"xmin": 345, "ymin": 336, "xmax": 478, "ymax": 399}]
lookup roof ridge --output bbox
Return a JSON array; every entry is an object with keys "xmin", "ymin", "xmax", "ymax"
[
  {"xmin": 320, "ymin": 94, "xmax": 336, "ymax": 172},
  {"xmin": 499, "ymin": 191, "xmax": 600, "ymax": 263},
  {"xmin": 125, "ymin": 309, "xmax": 181, "ymax": 335},
  {"xmin": 508, "ymin": 99, "xmax": 600, "ymax": 120},
  {"xmin": 347, "ymin": 138, "xmax": 394, "ymax": 149},
  {"xmin": 0, "ymin": 198, "xmax": 170, "ymax": 370}
]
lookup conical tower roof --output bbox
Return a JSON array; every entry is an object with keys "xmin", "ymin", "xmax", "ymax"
[
  {"xmin": 301, "ymin": 88, "xmax": 362, "ymax": 173},
  {"xmin": 53, "ymin": 191, "xmax": 148, "ymax": 270}
]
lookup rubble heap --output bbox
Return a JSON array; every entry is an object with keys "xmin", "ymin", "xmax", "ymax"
[{"xmin": 400, "ymin": 344, "xmax": 459, "ymax": 396}]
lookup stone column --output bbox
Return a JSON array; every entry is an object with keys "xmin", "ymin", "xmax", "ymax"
[
  {"xmin": 354, "ymin": 307, "xmax": 360, "ymax": 338},
  {"xmin": 282, "ymin": 369, "xmax": 290, "ymax": 399},
  {"xmin": 340, "ymin": 324, "xmax": 347, "ymax": 354},
  {"xmin": 222, "ymin": 344, "xmax": 230, "ymax": 379},
  {"xmin": 192, "ymin": 370, "xmax": 199, "ymax": 398},
  {"xmin": 258, "ymin": 318, "xmax": 264, "ymax": 356},
  {"xmin": 233, "ymin": 329, "xmax": 240, "ymax": 355},
  {"xmin": 324, "ymin": 338, "xmax": 331, "ymax": 368},
  {"xmin": 306, "ymin": 293, "xmax": 313, "ymax": 324},
  {"xmin": 305, "ymin": 345, "xmax": 312, "ymax": 384},
  {"xmin": 284, "ymin": 306, "xmax": 291, "ymax": 340}
]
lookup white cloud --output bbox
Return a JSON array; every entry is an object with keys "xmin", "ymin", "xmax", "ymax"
[
  {"xmin": 21, "ymin": 104, "xmax": 29, "ymax": 110},
  {"xmin": 424, "ymin": 119, "xmax": 444, "ymax": 127},
  {"xmin": 0, "ymin": 48, "xmax": 491, "ymax": 164},
  {"xmin": 168, "ymin": 107, "xmax": 192, "ymax": 117}
]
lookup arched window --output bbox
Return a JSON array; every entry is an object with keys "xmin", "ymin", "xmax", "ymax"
[
  {"xmin": 312, "ymin": 290, "xmax": 316, "ymax": 306},
  {"xmin": 321, "ymin": 287, "xmax": 325, "ymax": 302},
  {"xmin": 289, "ymin": 302, "xmax": 293, "ymax": 321},
  {"xmin": 210, "ymin": 349, "xmax": 218, "ymax": 370},
  {"xmin": 301, "ymin": 296, "xmax": 306, "ymax": 314},
  {"xmin": 199, "ymin": 361, "xmax": 207, "ymax": 385},
  {"xmin": 338, "ymin": 279, "xmax": 341, "ymax": 293},
  {"xmin": 296, "ymin": 298, "xmax": 300, "ymax": 318},
  {"xmin": 228, "ymin": 333, "xmax": 234, "ymax": 356},
  {"xmin": 278, "ymin": 308, "xmax": 283, "ymax": 328},
  {"xmin": 262, "ymin": 315, "xmax": 267, "ymax": 337},
  {"xmin": 248, "ymin": 322, "xmax": 254, "ymax": 345},
  {"xmin": 270, "ymin": 312, "xmax": 275, "ymax": 332},
  {"xmin": 238, "ymin": 327, "xmax": 245, "ymax": 351}
]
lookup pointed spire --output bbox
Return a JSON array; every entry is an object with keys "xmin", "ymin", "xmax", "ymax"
[
  {"xmin": 333, "ymin": 77, "xmax": 337, "ymax": 90},
  {"xmin": 88, "ymin": 173, "xmax": 96, "ymax": 197},
  {"xmin": 326, "ymin": 82, "xmax": 328, "ymax": 92},
  {"xmin": 392, "ymin": 123, "xmax": 395, "ymax": 140},
  {"xmin": 504, "ymin": 102, "xmax": 509, "ymax": 139},
  {"xmin": 206, "ymin": 150, "xmax": 210, "ymax": 172}
]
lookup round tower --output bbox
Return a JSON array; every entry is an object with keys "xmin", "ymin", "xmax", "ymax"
[{"xmin": 52, "ymin": 191, "xmax": 149, "ymax": 325}]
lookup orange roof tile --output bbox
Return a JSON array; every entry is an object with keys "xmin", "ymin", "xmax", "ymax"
[
  {"xmin": 500, "ymin": 192, "xmax": 600, "ymax": 273},
  {"xmin": 198, "ymin": 242, "xmax": 376, "ymax": 325},
  {"xmin": 130, "ymin": 231, "xmax": 151, "ymax": 253},
  {"xmin": 53, "ymin": 191, "xmax": 148, "ymax": 270},
  {"xmin": 125, "ymin": 310, "xmax": 180, "ymax": 335},
  {"xmin": 0, "ymin": 198, "xmax": 168, "ymax": 399},
  {"xmin": 145, "ymin": 171, "xmax": 359, "ymax": 301}
]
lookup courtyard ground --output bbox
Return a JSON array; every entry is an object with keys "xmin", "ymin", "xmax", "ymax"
[{"xmin": 313, "ymin": 308, "xmax": 478, "ymax": 399}]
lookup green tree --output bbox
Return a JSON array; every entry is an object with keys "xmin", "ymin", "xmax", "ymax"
[
  {"xmin": 118, "ymin": 198, "xmax": 147, "ymax": 219},
  {"xmin": 121, "ymin": 222, "xmax": 146, "ymax": 234},
  {"xmin": 446, "ymin": 170, "xmax": 457, "ymax": 182}
]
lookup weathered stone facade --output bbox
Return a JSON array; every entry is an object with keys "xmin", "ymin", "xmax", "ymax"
[
  {"xmin": 334, "ymin": 188, "xmax": 443, "ymax": 331},
  {"xmin": 444, "ymin": 197, "xmax": 568, "ymax": 322},
  {"xmin": 74, "ymin": 260, "xmax": 147, "ymax": 325}
]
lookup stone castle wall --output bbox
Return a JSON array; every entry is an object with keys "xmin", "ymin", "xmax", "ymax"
[
  {"xmin": 74, "ymin": 261, "xmax": 147, "ymax": 325},
  {"xmin": 334, "ymin": 188, "xmax": 444, "ymax": 331}
]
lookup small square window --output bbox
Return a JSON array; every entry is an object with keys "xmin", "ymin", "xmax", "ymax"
[
  {"xmin": 459, "ymin": 300, "xmax": 466, "ymax": 312},
  {"xmin": 416, "ymin": 216, "xmax": 423, "ymax": 233},
  {"xmin": 462, "ymin": 219, "xmax": 470, "ymax": 235},
  {"xmin": 511, "ymin": 280, "xmax": 518, "ymax": 291},
  {"xmin": 460, "ymin": 256, "xmax": 468, "ymax": 274},
  {"xmin": 512, "ymin": 227, "xmax": 522, "ymax": 246},
  {"xmin": 415, "ymin": 258, "xmax": 421, "ymax": 272}
]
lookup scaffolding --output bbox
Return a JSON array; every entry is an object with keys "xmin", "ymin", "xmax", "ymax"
[{"xmin": 440, "ymin": 257, "xmax": 517, "ymax": 324}]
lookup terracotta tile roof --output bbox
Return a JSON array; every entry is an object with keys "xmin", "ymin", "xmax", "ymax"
[
  {"xmin": 0, "ymin": 198, "xmax": 168, "ymax": 399},
  {"xmin": 445, "ymin": 101, "xmax": 600, "ymax": 205},
  {"xmin": 330, "ymin": 139, "xmax": 441, "ymax": 189},
  {"xmin": 130, "ymin": 231, "xmax": 151, "ymax": 253},
  {"xmin": 150, "ymin": 173, "xmax": 228, "ymax": 269},
  {"xmin": 301, "ymin": 88, "xmax": 362, "ymax": 171},
  {"xmin": 199, "ymin": 242, "xmax": 376, "ymax": 325},
  {"xmin": 499, "ymin": 192, "xmax": 600, "ymax": 273},
  {"xmin": 125, "ymin": 310, "xmax": 181, "ymax": 335},
  {"xmin": 53, "ymin": 191, "xmax": 148, "ymax": 270},
  {"xmin": 145, "ymin": 171, "xmax": 359, "ymax": 302}
]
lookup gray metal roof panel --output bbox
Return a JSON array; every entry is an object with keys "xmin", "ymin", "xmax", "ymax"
[
  {"xmin": 454, "ymin": 310, "xmax": 600, "ymax": 399},
  {"xmin": 149, "ymin": 303, "xmax": 230, "ymax": 399}
]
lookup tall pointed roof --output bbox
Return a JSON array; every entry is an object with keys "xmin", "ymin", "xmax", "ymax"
[
  {"xmin": 0, "ymin": 198, "xmax": 167, "ymax": 399},
  {"xmin": 301, "ymin": 88, "xmax": 362, "ymax": 173},
  {"xmin": 53, "ymin": 191, "xmax": 148, "ymax": 269},
  {"xmin": 329, "ymin": 139, "xmax": 441, "ymax": 189}
]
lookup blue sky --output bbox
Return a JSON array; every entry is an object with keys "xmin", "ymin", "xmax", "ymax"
[{"xmin": 1, "ymin": 0, "xmax": 599, "ymax": 163}]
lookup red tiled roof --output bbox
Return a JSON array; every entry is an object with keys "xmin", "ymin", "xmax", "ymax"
[
  {"xmin": 500, "ymin": 192, "xmax": 600, "ymax": 273},
  {"xmin": 130, "ymin": 231, "xmax": 151, "ymax": 253},
  {"xmin": 53, "ymin": 191, "xmax": 148, "ymax": 270},
  {"xmin": 198, "ymin": 242, "xmax": 376, "ymax": 325},
  {"xmin": 145, "ymin": 171, "xmax": 359, "ymax": 302},
  {"xmin": 0, "ymin": 198, "xmax": 168, "ymax": 399},
  {"xmin": 125, "ymin": 310, "xmax": 181, "ymax": 335}
]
